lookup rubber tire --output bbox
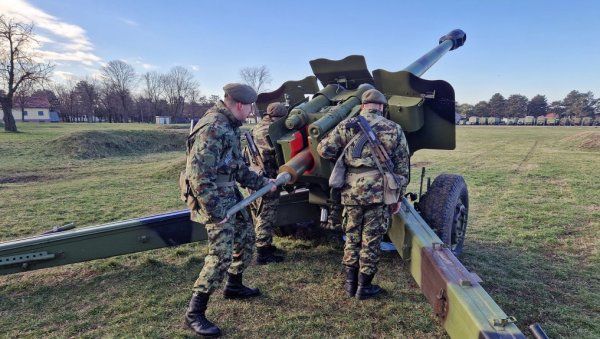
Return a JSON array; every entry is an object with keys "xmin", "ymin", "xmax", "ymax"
[{"xmin": 418, "ymin": 174, "xmax": 469, "ymax": 256}]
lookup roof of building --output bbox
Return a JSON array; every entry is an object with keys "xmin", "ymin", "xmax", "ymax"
[{"xmin": 13, "ymin": 96, "xmax": 51, "ymax": 109}]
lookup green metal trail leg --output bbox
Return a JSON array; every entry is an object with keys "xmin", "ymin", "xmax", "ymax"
[
  {"xmin": 0, "ymin": 210, "xmax": 204, "ymax": 275},
  {"xmin": 387, "ymin": 198, "xmax": 525, "ymax": 338}
]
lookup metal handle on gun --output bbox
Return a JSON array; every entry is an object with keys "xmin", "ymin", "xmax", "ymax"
[{"xmin": 224, "ymin": 172, "xmax": 291, "ymax": 220}]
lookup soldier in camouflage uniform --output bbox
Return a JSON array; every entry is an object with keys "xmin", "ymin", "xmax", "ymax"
[
  {"xmin": 183, "ymin": 83, "xmax": 276, "ymax": 337},
  {"xmin": 317, "ymin": 88, "xmax": 409, "ymax": 300},
  {"xmin": 250, "ymin": 102, "xmax": 288, "ymax": 264}
]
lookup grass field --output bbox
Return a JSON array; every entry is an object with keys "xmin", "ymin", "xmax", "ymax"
[{"xmin": 0, "ymin": 123, "xmax": 598, "ymax": 338}]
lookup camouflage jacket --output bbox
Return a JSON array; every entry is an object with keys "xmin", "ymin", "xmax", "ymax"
[
  {"xmin": 251, "ymin": 115, "xmax": 280, "ymax": 178},
  {"xmin": 186, "ymin": 101, "xmax": 269, "ymax": 223},
  {"xmin": 317, "ymin": 108, "xmax": 410, "ymax": 205}
]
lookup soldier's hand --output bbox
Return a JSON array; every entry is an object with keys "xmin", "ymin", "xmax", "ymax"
[
  {"xmin": 390, "ymin": 201, "xmax": 402, "ymax": 215},
  {"xmin": 218, "ymin": 216, "xmax": 229, "ymax": 224},
  {"xmin": 269, "ymin": 179, "xmax": 277, "ymax": 193}
]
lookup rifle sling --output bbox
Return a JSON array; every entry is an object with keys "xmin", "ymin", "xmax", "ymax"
[{"xmin": 355, "ymin": 115, "xmax": 393, "ymax": 180}]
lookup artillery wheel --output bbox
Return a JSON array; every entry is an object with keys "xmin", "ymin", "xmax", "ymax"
[{"xmin": 418, "ymin": 174, "xmax": 469, "ymax": 256}]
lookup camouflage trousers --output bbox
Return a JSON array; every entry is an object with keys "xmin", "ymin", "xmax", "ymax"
[
  {"xmin": 192, "ymin": 213, "xmax": 255, "ymax": 294},
  {"xmin": 253, "ymin": 189, "xmax": 280, "ymax": 248},
  {"xmin": 342, "ymin": 204, "xmax": 390, "ymax": 275}
]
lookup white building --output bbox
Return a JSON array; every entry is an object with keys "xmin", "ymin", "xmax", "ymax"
[
  {"xmin": 0, "ymin": 96, "xmax": 55, "ymax": 122},
  {"xmin": 155, "ymin": 116, "xmax": 171, "ymax": 124}
]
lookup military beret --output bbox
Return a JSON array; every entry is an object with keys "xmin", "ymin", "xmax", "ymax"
[
  {"xmin": 266, "ymin": 102, "xmax": 288, "ymax": 117},
  {"xmin": 223, "ymin": 83, "xmax": 257, "ymax": 104},
  {"xmin": 361, "ymin": 89, "xmax": 387, "ymax": 105}
]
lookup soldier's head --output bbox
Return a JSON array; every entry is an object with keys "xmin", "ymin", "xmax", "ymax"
[
  {"xmin": 361, "ymin": 89, "xmax": 387, "ymax": 112},
  {"xmin": 223, "ymin": 83, "xmax": 258, "ymax": 121},
  {"xmin": 265, "ymin": 102, "xmax": 287, "ymax": 120}
]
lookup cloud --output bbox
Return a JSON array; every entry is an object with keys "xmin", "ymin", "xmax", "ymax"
[
  {"xmin": 119, "ymin": 17, "xmax": 139, "ymax": 27},
  {"xmin": 38, "ymin": 50, "xmax": 101, "ymax": 66},
  {"xmin": 123, "ymin": 57, "xmax": 157, "ymax": 71},
  {"xmin": 0, "ymin": 0, "xmax": 102, "ymax": 66},
  {"xmin": 191, "ymin": 65, "xmax": 200, "ymax": 71},
  {"xmin": 53, "ymin": 70, "xmax": 77, "ymax": 81}
]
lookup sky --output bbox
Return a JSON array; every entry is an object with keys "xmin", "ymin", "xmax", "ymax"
[{"xmin": 1, "ymin": 0, "xmax": 599, "ymax": 105}]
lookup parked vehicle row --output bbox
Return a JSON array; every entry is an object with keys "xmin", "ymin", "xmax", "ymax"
[{"xmin": 459, "ymin": 116, "xmax": 598, "ymax": 126}]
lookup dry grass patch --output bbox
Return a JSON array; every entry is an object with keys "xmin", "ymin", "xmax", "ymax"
[
  {"xmin": 561, "ymin": 131, "xmax": 600, "ymax": 151},
  {"xmin": 52, "ymin": 129, "xmax": 187, "ymax": 159}
]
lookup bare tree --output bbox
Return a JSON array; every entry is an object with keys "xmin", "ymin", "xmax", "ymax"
[
  {"xmin": 53, "ymin": 81, "xmax": 77, "ymax": 122},
  {"xmin": 101, "ymin": 60, "xmax": 137, "ymax": 121},
  {"xmin": 164, "ymin": 66, "xmax": 198, "ymax": 120},
  {"xmin": 239, "ymin": 65, "xmax": 271, "ymax": 93},
  {"xmin": 142, "ymin": 71, "xmax": 165, "ymax": 118},
  {"xmin": 13, "ymin": 80, "xmax": 35, "ymax": 121},
  {"xmin": 73, "ymin": 79, "xmax": 99, "ymax": 122},
  {"xmin": 0, "ymin": 15, "xmax": 54, "ymax": 132}
]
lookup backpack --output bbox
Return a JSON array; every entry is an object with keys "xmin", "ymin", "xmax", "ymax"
[{"xmin": 179, "ymin": 123, "xmax": 204, "ymax": 211}]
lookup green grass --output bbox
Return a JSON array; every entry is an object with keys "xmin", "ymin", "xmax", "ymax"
[{"xmin": 1, "ymin": 123, "xmax": 599, "ymax": 338}]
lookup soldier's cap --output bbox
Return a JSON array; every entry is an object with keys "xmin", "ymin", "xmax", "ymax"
[
  {"xmin": 266, "ymin": 102, "xmax": 288, "ymax": 117},
  {"xmin": 361, "ymin": 89, "xmax": 387, "ymax": 105},
  {"xmin": 223, "ymin": 83, "xmax": 257, "ymax": 104}
]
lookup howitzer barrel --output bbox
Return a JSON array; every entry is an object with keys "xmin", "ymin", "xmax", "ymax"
[
  {"xmin": 225, "ymin": 172, "xmax": 292, "ymax": 220},
  {"xmin": 403, "ymin": 29, "xmax": 466, "ymax": 77}
]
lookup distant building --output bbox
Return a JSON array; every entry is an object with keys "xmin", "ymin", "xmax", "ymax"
[
  {"xmin": 155, "ymin": 116, "xmax": 171, "ymax": 124},
  {"xmin": 245, "ymin": 111, "xmax": 260, "ymax": 124},
  {"xmin": 0, "ymin": 96, "xmax": 57, "ymax": 122}
]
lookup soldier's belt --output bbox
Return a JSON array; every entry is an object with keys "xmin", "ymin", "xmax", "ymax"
[
  {"xmin": 346, "ymin": 169, "xmax": 380, "ymax": 180},
  {"xmin": 347, "ymin": 166, "xmax": 377, "ymax": 174}
]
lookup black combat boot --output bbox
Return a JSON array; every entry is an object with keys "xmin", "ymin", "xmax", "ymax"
[
  {"xmin": 343, "ymin": 265, "xmax": 358, "ymax": 297},
  {"xmin": 223, "ymin": 273, "xmax": 261, "ymax": 299},
  {"xmin": 255, "ymin": 245, "xmax": 284, "ymax": 265},
  {"xmin": 184, "ymin": 292, "xmax": 221, "ymax": 337},
  {"xmin": 355, "ymin": 272, "xmax": 383, "ymax": 300}
]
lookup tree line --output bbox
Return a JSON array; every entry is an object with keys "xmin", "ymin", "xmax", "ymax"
[
  {"xmin": 3, "ymin": 14, "xmax": 597, "ymax": 132},
  {"xmin": 48, "ymin": 62, "xmax": 219, "ymax": 124},
  {"xmin": 457, "ymin": 91, "xmax": 599, "ymax": 119},
  {"xmin": 1, "ymin": 15, "xmax": 272, "ymax": 132}
]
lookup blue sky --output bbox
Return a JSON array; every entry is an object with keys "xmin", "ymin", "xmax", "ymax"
[{"xmin": 1, "ymin": 0, "xmax": 599, "ymax": 104}]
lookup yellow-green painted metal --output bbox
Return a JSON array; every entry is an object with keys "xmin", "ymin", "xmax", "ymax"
[
  {"xmin": 0, "ymin": 210, "xmax": 203, "ymax": 275},
  {"xmin": 0, "ymin": 191, "xmax": 319, "ymax": 276},
  {"xmin": 388, "ymin": 197, "xmax": 525, "ymax": 338},
  {"xmin": 308, "ymin": 84, "xmax": 373, "ymax": 138},
  {"xmin": 372, "ymin": 70, "xmax": 457, "ymax": 152}
]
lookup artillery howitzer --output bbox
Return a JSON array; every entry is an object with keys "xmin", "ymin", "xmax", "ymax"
[{"xmin": 0, "ymin": 30, "xmax": 544, "ymax": 338}]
